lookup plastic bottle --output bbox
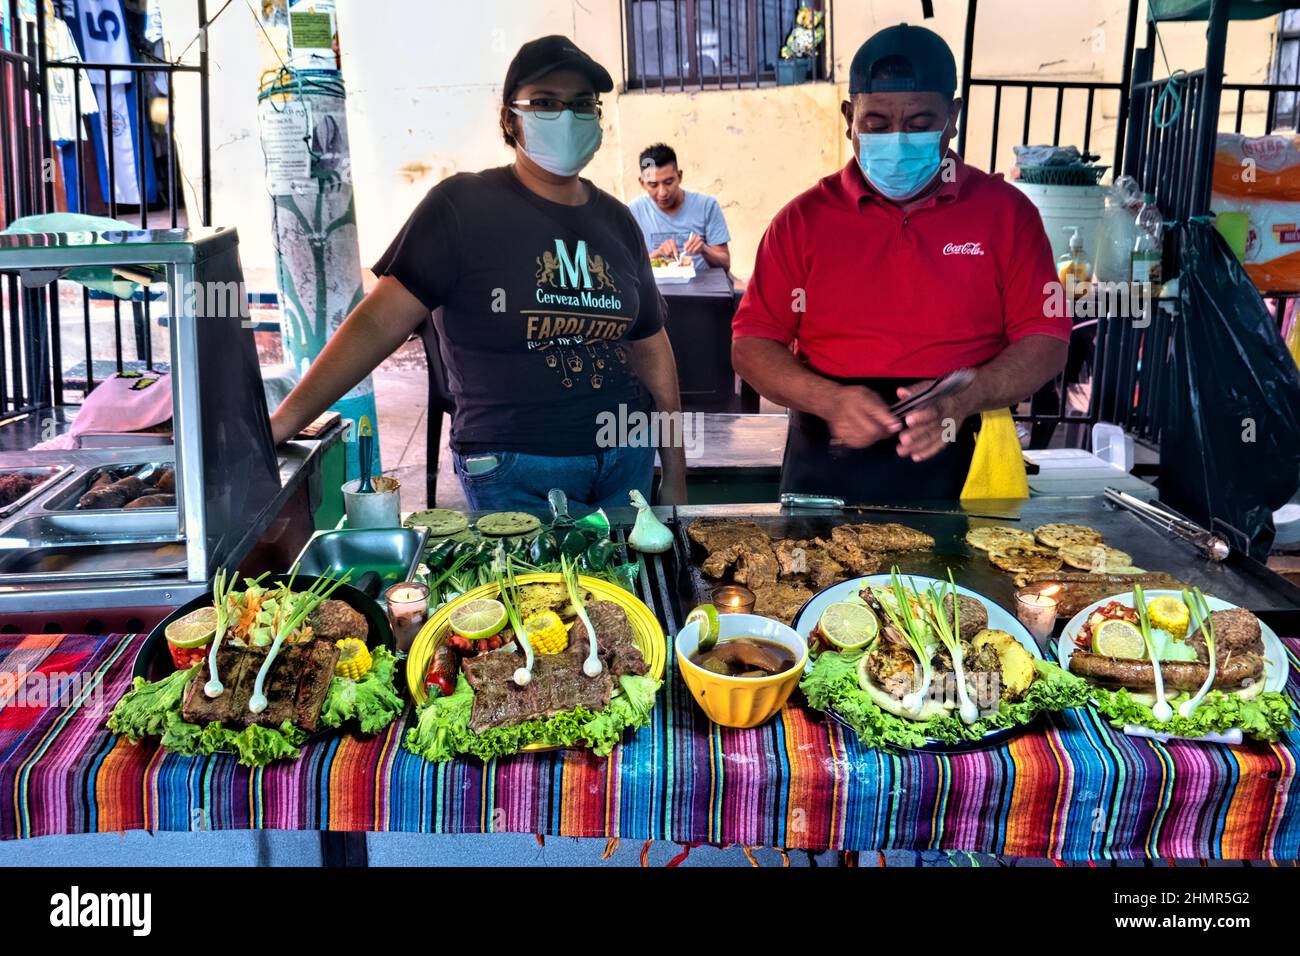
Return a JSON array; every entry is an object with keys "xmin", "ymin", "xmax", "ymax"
[
  {"xmin": 1057, "ymin": 225, "xmax": 1093, "ymax": 295},
  {"xmin": 1131, "ymin": 192, "xmax": 1164, "ymax": 294},
  {"xmin": 1095, "ymin": 175, "xmax": 1142, "ymax": 282}
]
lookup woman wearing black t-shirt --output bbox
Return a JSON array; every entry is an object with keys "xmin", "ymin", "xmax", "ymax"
[{"xmin": 270, "ymin": 36, "xmax": 687, "ymax": 510}]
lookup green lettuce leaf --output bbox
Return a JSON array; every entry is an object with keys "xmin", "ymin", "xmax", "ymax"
[
  {"xmin": 107, "ymin": 665, "xmax": 200, "ymax": 740},
  {"xmin": 1092, "ymin": 687, "xmax": 1295, "ymax": 741},
  {"xmin": 223, "ymin": 721, "xmax": 305, "ymax": 766},
  {"xmin": 318, "ymin": 646, "xmax": 405, "ymax": 734},
  {"xmin": 800, "ymin": 653, "xmax": 1092, "ymax": 750},
  {"xmin": 404, "ymin": 672, "xmax": 662, "ymax": 762}
]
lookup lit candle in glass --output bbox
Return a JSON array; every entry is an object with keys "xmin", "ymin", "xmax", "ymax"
[
  {"xmin": 1014, "ymin": 585, "xmax": 1060, "ymax": 644},
  {"xmin": 711, "ymin": 584, "xmax": 755, "ymax": 615},
  {"xmin": 385, "ymin": 581, "xmax": 430, "ymax": 653}
]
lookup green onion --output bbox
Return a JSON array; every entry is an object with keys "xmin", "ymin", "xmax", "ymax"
[
  {"xmin": 1179, "ymin": 588, "xmax": 1218, "ymax": 718},
  {"xmin": 926, "ymin": 570, "xmax": 977, "ymax": 724},
  {"xmin": 877, "ymin": 566, "xmax": 935, "ymax": 717},
  {"xmin": 1133, "ymin": 583, "xmax": 1172, "ymax": 721}
]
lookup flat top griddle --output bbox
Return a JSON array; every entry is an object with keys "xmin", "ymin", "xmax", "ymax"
[{"xmin": 674, "ymin": 498, "xmax": 1300, "ymax": 632}]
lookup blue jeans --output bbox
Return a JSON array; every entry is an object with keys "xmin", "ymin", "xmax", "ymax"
[{"xmin": 452, "ymin": 445, "xmax": 655, "ymax": 512}]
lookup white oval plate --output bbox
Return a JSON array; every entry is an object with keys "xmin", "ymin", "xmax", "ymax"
[
  {"xmin": 792, "ymin": 574, "xmax": 1045, "ymax": 751},
  {"xmin": 1056, "ymin": 590, "xmax": 1287, "ymax": 694},
  {"xmin": 793, "ymin": 573, "xmax": 1042, "ymax": 662}
]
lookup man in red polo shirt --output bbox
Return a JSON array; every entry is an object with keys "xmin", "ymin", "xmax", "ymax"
[{"xmin": 732, "ymin": 24, "xmax": 1069, "ymax": 501}]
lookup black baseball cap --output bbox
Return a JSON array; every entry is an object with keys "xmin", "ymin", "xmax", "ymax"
[
  {"xmin": 848, "ymin": 24, "xmax": 957, "ymax": 97},
  {"xmin": 503, "ymin": 35, "xmax": 614, "ymax": 103}
]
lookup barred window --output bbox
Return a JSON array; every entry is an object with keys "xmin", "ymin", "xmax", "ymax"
[{"xmin": 623, "ymin": 0, "xmax": 832, "ymax": 91}]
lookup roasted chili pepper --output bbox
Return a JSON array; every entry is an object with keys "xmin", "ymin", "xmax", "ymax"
[
  {"xmin": 424, "ymin": 642, "xmax": 459, "ymax": 698},
  {"xmin": 584, "ymin": 538, "xmax": 620, "ymax": 571},
  {"xmin": 427, "ymin": 539, "xmax": 459, "ymax": 569},
  {"xmin": 529, "ymin": 531, "xmax": 560, "ymax": 564},
  {"xmin": 560, "ymin": 528, "xmax": 589, "ymax": 560}
]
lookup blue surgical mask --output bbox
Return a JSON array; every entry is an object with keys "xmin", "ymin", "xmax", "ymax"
[
  {"xmin": 857, "ymin": 130, "xmax": 944, "ymax": 201},
  {"xmin": 512, "ymin": 108, "xmax": 603, "ymax": 177}
]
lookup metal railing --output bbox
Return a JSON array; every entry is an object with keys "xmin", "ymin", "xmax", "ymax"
[
  {"xmin": 0, "ymin": 16, "xmax": 53, "ymax": 418},
  {"xmin": 958, "ymin": 79, "xmax": 1129, "ymax": 174},
  {"xmin": 621, "ymin": 0, "xmax": 831, "ymax": 91}
]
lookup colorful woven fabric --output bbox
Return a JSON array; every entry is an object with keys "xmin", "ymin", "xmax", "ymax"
[{"xmin": 1, "ymin": 629, "xmax": 1297, "ymax": 860}]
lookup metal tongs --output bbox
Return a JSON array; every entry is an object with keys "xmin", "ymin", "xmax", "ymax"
[{"xmin": 1103, "ymin": 487, "xmax": 1230, "ymax": 562}]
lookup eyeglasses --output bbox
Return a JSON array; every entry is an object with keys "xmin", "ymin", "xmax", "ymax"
[{"xmin": 510, "ymin": 97, "xmax": 602, "ymax": 119}]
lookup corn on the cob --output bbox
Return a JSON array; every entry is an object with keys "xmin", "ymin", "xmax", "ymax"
[
  {"xmin": 523, "ymin": 611, "xmax": 568, "ymax": 655},
  {"xmin": 1147, "ymin": 596, "xmax": 1190, "ymax": 641},
  {"xmin": 334, "ymin": 638, "xmax": 373, "ymax": 679}
]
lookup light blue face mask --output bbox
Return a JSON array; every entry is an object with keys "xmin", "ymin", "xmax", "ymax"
[
  {"xmin": 512, "ymin": 107, "xmax": 603, "ymax": 177},
  {"xmin": 857, "ymin": 130, "xmax": 944, "ymax": 201}
]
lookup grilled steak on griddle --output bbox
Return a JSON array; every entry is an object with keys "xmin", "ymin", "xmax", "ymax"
[
  {"xmin": 690, "ymin": 520, "xmax": 773, "ymax": 579},
  {"xmin": 834, "ymin": 522, "xmax": 934, "ymax": 553},
  {"xmin": 181, "ymin": 639, "xmax": 341, "ymax": 732}
]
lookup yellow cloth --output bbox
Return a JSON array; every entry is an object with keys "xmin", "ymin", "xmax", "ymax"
[{"xmin": 960, "ymin": 408, "xmax": 1029, "ymax": 500}]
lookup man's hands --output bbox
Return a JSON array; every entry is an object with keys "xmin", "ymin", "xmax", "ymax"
[
  {"xmin": 894, "ymin": 380, "xmax": 973, "ymax": 462},
  {"xmin": 652, "ymin": 238, "xmax": 680, "ymax": 260},
  {"xmin": 822, "ymin": 379, "xmax": 974, "ymax": 461},
  {"xmin": 652, "ymin": 233, "xmax": 703, "ymax": 261},
  {"xmin": 823, "ymin": 385, "xmax": 902, "ymax": 450}
]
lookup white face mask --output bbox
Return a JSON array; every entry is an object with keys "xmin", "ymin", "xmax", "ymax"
[{"xmin": 512, "ymin": 107, "xmax": 603, "ymax": 177}]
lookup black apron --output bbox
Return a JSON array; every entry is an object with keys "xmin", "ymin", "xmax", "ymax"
[{"xmin": 779, "ymin": 376, "xmax": 977, "ymax": 503}]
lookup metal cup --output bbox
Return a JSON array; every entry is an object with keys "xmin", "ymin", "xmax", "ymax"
[{"xmin": 342, "ymin": 476, "xmax": 401, "ymax": 529}]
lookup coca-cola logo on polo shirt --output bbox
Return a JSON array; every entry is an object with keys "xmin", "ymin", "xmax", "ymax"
[{"xmin": 942, "ymin": 241, "xmax": 985, "ymax": 256}]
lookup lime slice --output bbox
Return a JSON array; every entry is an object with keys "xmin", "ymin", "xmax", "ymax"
[
  {"xmin": 1093, "ymin": 618, "xmax": 1146, "ymax": 659},
  {"xmin": 686, "ymin": 604, "xmax": 721, "ymax": 653},
  {"xmin": 818, "ymin": 602, "xmax": 880, "ymax": 650},
  {"xmin": 165, "ymin": 606, "xmax": 217, "ymax": 648},
  {"xmin": 449, "ymin": 598, "xmax": 507, "ymax": 640}
]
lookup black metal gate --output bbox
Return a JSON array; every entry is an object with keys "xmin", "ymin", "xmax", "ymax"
[{"xmin": 0, "ymin": 0, "xmax": 211, "ymax": 432}]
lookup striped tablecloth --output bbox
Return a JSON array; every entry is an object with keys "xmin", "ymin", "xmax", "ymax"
[{"xmin": 2, "ymin": 612, "xmax": 1297, "ymax": 859}]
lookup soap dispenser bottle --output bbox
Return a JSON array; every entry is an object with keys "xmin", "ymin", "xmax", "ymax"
[{"xmin": 1057, "ymin": 225, "xmax": 1093, "ymax": 294}]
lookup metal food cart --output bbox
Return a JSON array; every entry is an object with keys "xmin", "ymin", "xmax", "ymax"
[{"xmin": 0, "ymin": 228, "xmax": 339, "ymax": 625}]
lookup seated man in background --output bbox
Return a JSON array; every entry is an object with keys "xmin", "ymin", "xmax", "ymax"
[{"xmin": 630, "ymin": 143, "xmax": 732, "ymax": 272}]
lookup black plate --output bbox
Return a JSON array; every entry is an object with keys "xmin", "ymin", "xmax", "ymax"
[{"xmin": 133, "ymin": 573, "xmax": 394, "ymax": 682}]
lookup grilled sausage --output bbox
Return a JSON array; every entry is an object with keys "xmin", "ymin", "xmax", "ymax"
[
  {"xmin": 1069, "ymin": 650, "xmax": 1264, "ymax": 691},
  {"xmin": 124, "ymin": 493, "xmax": 176, "ymax": 510},
  {"xmin": 77, "ymin": 475, "xmax": 146, "ymax": 509}
]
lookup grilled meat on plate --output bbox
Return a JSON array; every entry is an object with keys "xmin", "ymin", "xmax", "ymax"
[
  {"xmin": 465, "ymin": 647, "xmax": 615, "ymax": 734},
  {"xmin": 569, "ymin": 601, "xmax": 648, "ymax": 678},
  {"xmin": 1068, "ymin": 650, "xmax": 1264, "ymax": 691},
  {"xmin": 309, "ymin": 599, "xmax": 368, "ymax": 642},
  {"xmin": 865, "ymin": 643, "xmax": 917, "ymax": 700},
  {"xmin": 942, "ymin": 593, "xmax": 988, "ymax": 641},
  {"xmin": 182, "ymin": 639, "xmax": 340, "ymax": 732},
  {"xmin": 1186, "ymin": 608, "xmax": 1262, "ymax": 663}
]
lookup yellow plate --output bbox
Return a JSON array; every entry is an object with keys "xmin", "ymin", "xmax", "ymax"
[{"xmin": 406, "ymin": 574, "xmax": 666, "ymax": 714}]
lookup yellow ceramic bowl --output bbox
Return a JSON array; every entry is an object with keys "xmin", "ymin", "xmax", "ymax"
[{"xmin": 676, "ymin": 613, "xmax": 807, "ymax": 729}]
